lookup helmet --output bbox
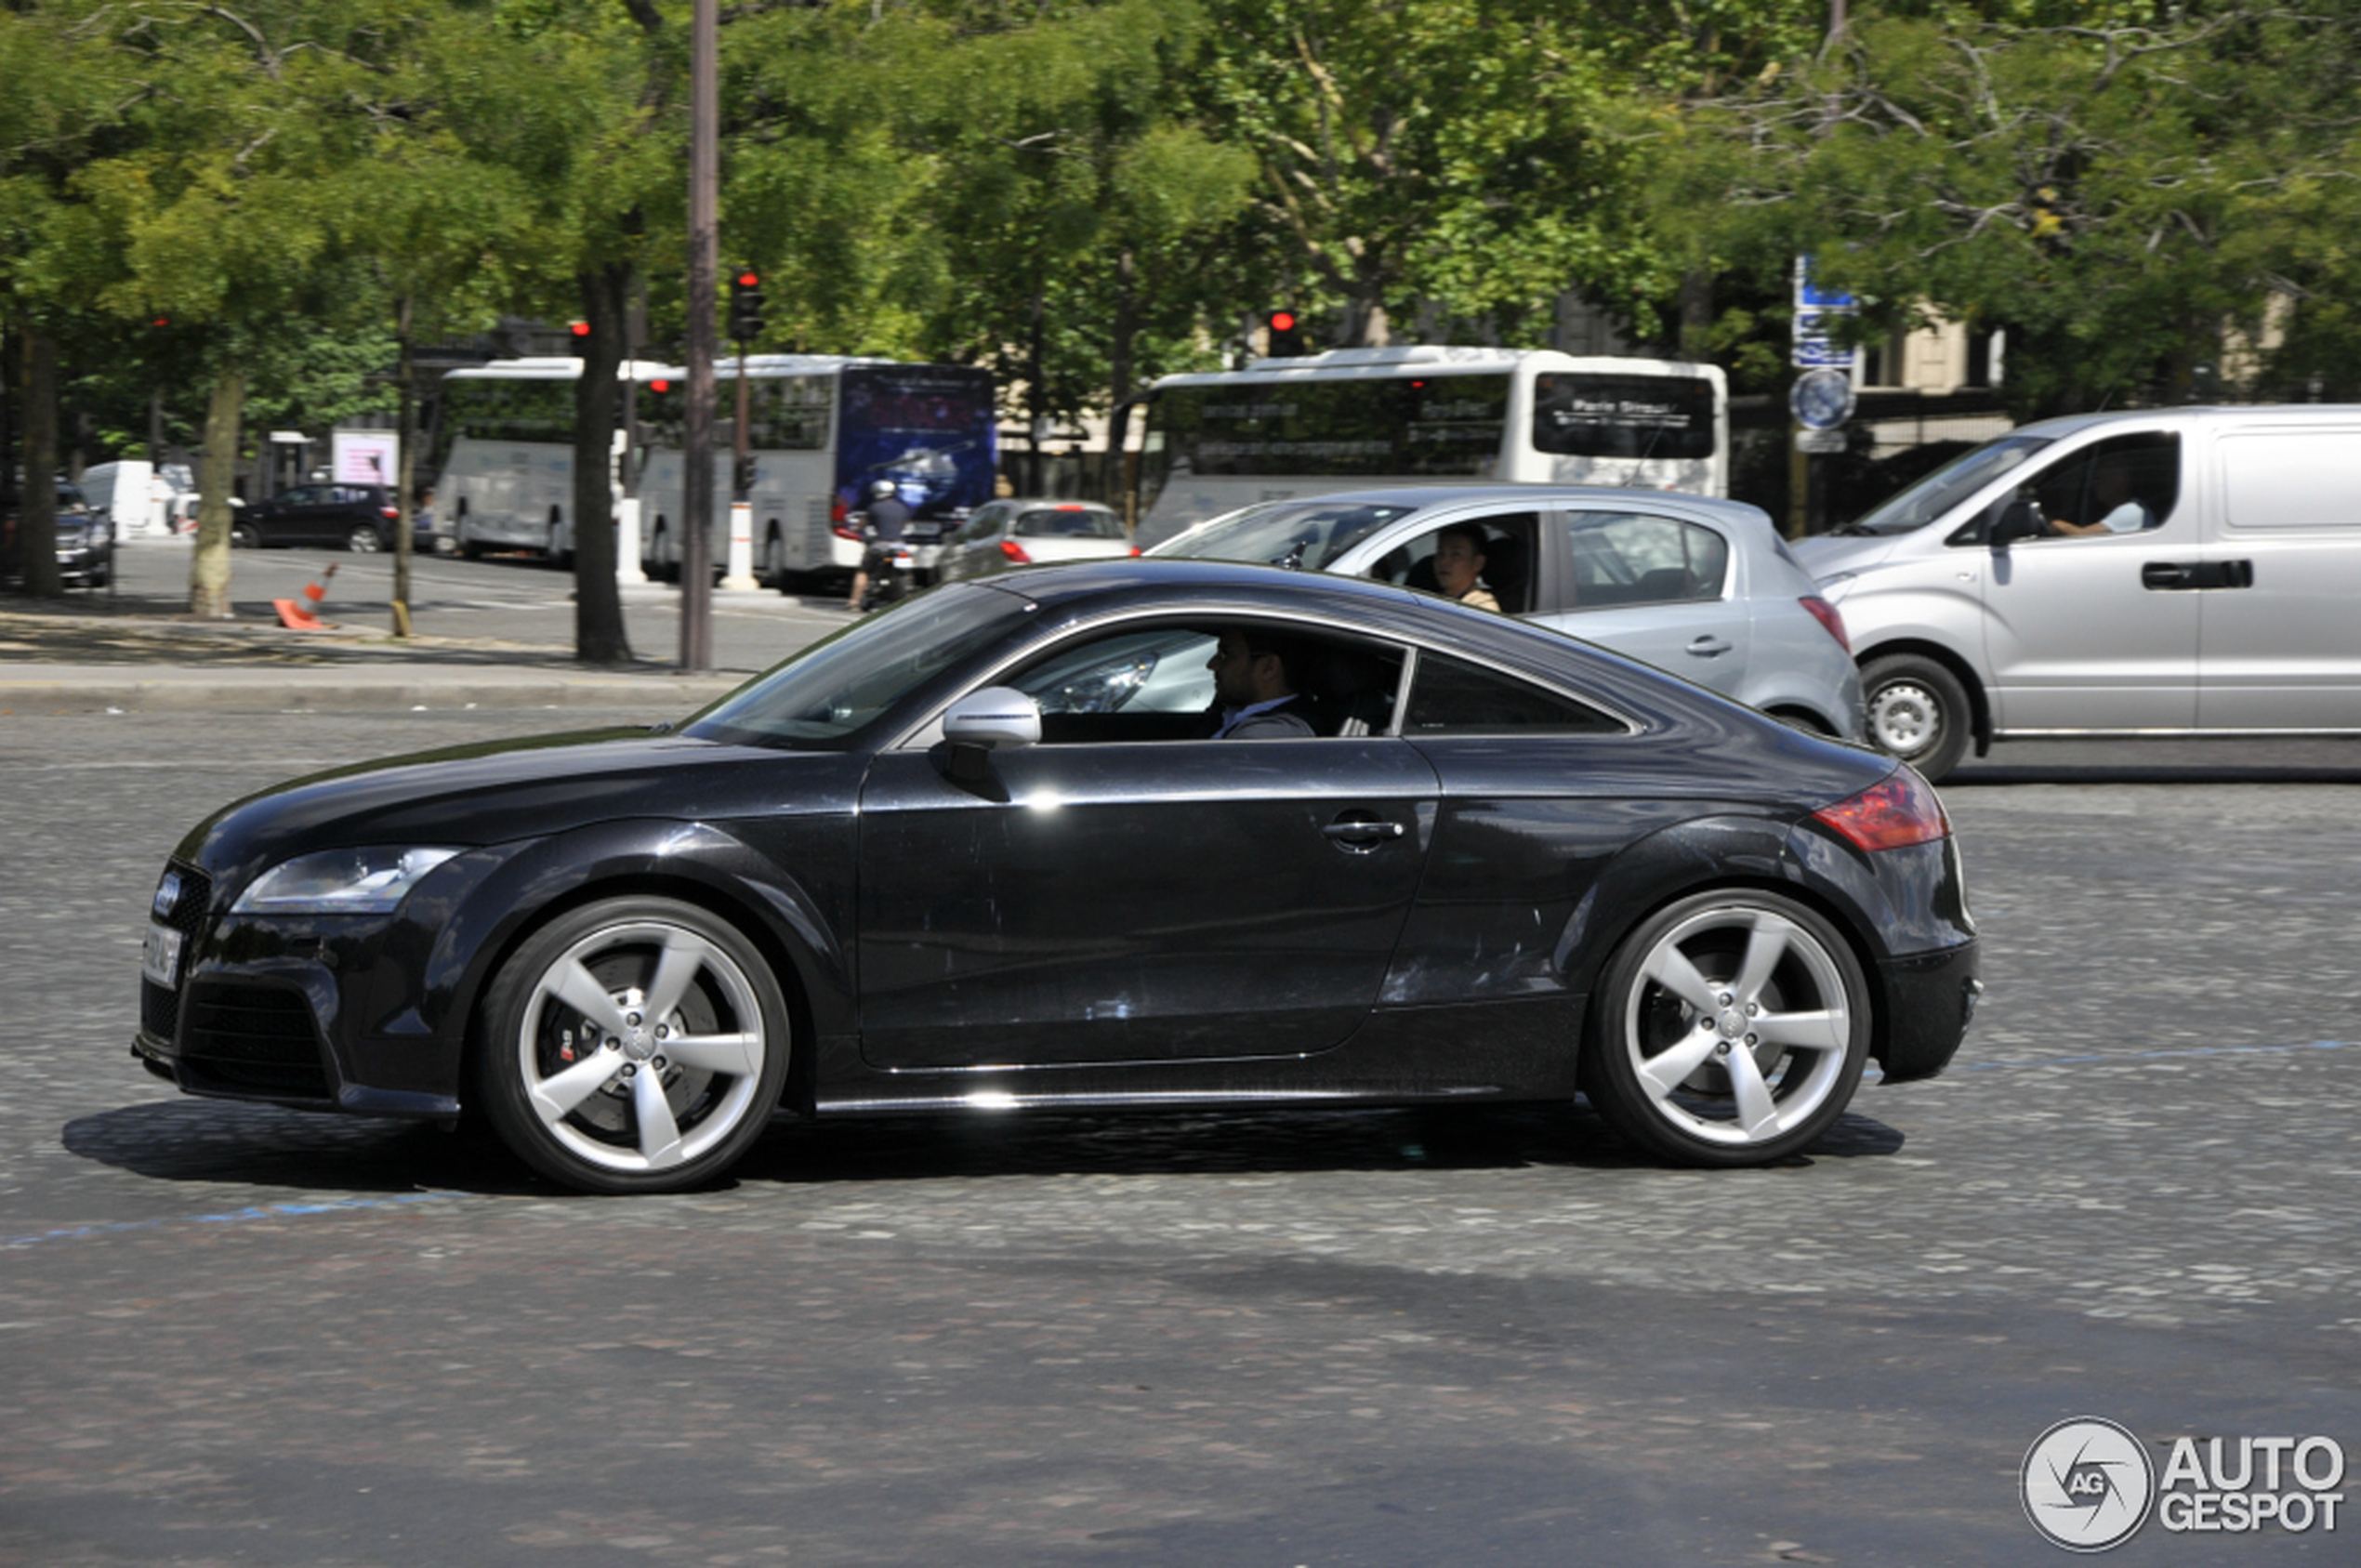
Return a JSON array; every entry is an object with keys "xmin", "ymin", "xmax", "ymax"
[{"xmin": 869, "ymin": 479, "xmax": 898, "ymax": 500}]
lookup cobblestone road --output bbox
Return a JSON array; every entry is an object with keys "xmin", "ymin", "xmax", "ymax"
[{"xmin": 3, "ymin": 712, "xmax": 2356, "ymax": 1567}]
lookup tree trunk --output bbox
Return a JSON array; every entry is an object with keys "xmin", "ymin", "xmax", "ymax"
[
  {"xmin": 1678, "ymin": 270, "xmax": 1714, "ymax": 362},
  {"xmin": 190, "ymin": 369, "xmax": 244, "ymax": 619},
  {"xmin": 20, "ymin": 327, "xmax": 61, "ymax": 599},
  {"xmin": 1101, "ymin": 247, "xmax": 1137, "ymax": 517},
  {"xmin": 573, "ymin": 262, "xmax": 633, "ymax": 665},
  {"xmin": 392, "ymin": 294, "xmax": 415, "ymax": 637}
]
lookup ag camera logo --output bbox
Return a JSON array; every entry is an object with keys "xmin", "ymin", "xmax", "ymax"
[
  {"xmin": 2023, "ymin": 1417, "xmax": 2155, "ymax": 1552},
  {"xmin": 2022, "ymin": 1417, "xmax": 2348, "ymax": 1550}
]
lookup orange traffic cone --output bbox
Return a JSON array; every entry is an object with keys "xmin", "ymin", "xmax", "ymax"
[{"xmin": 274, "ymin": 562, "xmax": 339, "ymax": 631}]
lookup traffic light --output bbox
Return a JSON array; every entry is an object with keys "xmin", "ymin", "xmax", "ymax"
[
  {"xmin": 728, "ymin": 268, "xmax": 764, "ymax": 345},
  {"xmin": 1264, "ymin": 309, "xmax": 1306, "ymax": 357}
]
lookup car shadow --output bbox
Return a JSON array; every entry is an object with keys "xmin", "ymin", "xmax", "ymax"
[
  {"xmin": 1951, "ymin": 761, "xmax": 2361, "ymax": 786},
  {"xmin": 60, "ymin": 1097, "xmax": 1906, "ymax": 1197}
]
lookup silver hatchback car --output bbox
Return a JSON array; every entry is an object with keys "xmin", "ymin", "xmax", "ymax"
[{"xmin": 1148, "ymin": 484, "xmax": 1865, "ymax": 738}]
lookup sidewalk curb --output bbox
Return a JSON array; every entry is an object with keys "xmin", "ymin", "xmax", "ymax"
[{"xmin": 0, "ymin": 666, "xmax": 751, "ymax": 714}]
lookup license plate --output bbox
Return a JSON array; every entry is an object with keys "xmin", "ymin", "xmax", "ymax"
[{"xmin": 141, "ymin": 922, "xmax": 182, "ymax": 987}]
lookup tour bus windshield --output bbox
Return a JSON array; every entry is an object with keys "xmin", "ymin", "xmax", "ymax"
[
  {"xmin": 1531, "ymin": 373, "xmax": 1718, "ymax": 460},
  {"xmin": 1840, "ymin": 434, "xmax": 2056, "ymax": 536},
  {"xmin": 430, "ymin": 376, "xmax": 574, "ymax": 474}
]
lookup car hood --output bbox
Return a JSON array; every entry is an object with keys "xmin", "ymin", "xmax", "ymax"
[
  {"xmin": 175, "ymin": 726, "xmax": 841, "ymax": 900},
  {"xmin": 1787, "ymin": 532, "xmax": 1901, "ymax": 583}
]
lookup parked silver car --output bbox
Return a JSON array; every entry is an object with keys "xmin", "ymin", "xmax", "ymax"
[
  {"xmin": 1793, "ymin": 404, "xmax": 2361, "ymax": 779},
  {"xmin": 1148, "ymin": 484, "xmax": 1865, "ymax": 738},
  {"xmin": 933, "ymin": 498, "xmax": 1136, "ymax": 584}
]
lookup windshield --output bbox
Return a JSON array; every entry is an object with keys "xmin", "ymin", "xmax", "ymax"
[
  {"xmin": 685, "ymin": 583, "xmax": 1030, "ymax": 747},
  {"xmin": 1840, "ymin": 435, "xmax": 2054, "ymax": 536},
  {"xmin": 1148, "ymin": 499, "xmax": 1418, "ymax": 571}
]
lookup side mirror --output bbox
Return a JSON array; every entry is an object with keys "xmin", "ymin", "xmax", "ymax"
[
  {"xmin": 943, "ymin": 687, "xmax": 1041, "ymax": 751},
  {"xmin": 1988, "ymin": 497, "xmax": 2043, "ymax": 547}
]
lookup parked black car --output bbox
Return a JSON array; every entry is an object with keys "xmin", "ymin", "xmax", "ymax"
[
  {"xmin": 1, "ymin": 481, "xmax": 112, "ymax": 587},
  {"xmin": 137, "ymin": 560, "xmax": 1980, "ymax": 1192},
  {"xmin": 231, "ymin": 483, "xmax": 399, "ymax": 552}
]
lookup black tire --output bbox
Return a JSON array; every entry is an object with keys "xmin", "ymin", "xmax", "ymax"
[
  {"xmin": 231, "ymin": 523, "xmax": 261, "ymax": 549},
  {"xmin": 1859, "ymin": 652, "xmax": 1972, "ymax": 781},
  {"xmin": 471, "ymin": 896, "xmax": 790, "ymax": 1194},
  {"xmin": 347, "ymin": 523, "xmax": 382, "ymax": 553},
  {"xmin": 1581, "ymin": 889, "xmax": 1871, "ymax": 1166},
  {"xmin": 460, "ymin": 538, "xmax": 486, "ymax": 560}
]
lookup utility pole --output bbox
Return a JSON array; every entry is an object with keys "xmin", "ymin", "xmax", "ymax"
[{"xmin": 679, "ymin": 0, "xmax": 718, "ymax": 671}]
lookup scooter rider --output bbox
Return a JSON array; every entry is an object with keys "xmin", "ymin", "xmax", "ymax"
[{"xmin": 846, "ymin": 479, "xmax": 912, "ymax": 610}]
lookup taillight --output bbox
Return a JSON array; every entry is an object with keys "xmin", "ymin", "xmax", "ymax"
[
  {"xmin": 1799, "ymin": 595, "xmax": 1850, "ymax": 652},
  {"xmin": 1000, "ymin": 539, "xmax": 1032, "ymax": 564},
  {"xmin": 832, "ymin": 523, "xmax": 864, "ymax": 541},
  {"xmin": 1813, "ymin": 768, "xmax": 1949, "ymax": 851},
  {"xmin": 381, "ymin": 506, "xmax": 399, "ymax": 520},
  {"xmin": 1128, "ymin": 545, "xmax": 1141, "ymax": 557}
]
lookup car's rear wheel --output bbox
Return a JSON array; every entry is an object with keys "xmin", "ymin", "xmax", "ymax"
[
  {"xmin": 1582, "ymin": 889, "xmax": 1870, "ymax": 1166},
  {"xmin": 1861, "ymin": 652, "xmax": 1971, "ymax": 780},
  {"xmin": 347, "ymin": 524, "xmax": 382, "ymax": 553},
  {"xmin": 473, "ymin": 897, "xmax": 788, "ymax": 1193}
]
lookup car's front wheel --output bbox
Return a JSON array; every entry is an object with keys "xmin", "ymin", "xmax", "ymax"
[
  {"xmin": 1582, "ymin": 889, "xmax": 1870, "ymax": 1166},
  {"xmin": 473, "ymin": 897, "xmax": 789, "ymax": 1193},
  {"xmin": 1861, "ymin": 652, "xmax": 1971, "ymax": 780},
  {"xmin": 231, "ymin": 522, "xmax": 261, "ymax": 549}
]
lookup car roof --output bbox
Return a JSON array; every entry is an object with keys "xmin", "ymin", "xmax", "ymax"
[
  {"xmin": 992, "ymin": 498, "xmax": 1117, "ymax": 509},
  {"xmin": 2008, "ymin": 403, "xmax": 2361, "ymax": 441},
  {"xmin": 1196, "ymin": 482, "xmax": 1774, "ymax": 529}
]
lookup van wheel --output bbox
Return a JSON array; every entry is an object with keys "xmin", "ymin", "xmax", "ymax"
[{"xmin": 1861, "ymin": 653, "xmax": 1971, "ymax": 781}]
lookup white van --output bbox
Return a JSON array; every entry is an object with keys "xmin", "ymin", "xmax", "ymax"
[{"xmin": 1793, "ymin": 405, "xmax": 2361, "ymax": 778}]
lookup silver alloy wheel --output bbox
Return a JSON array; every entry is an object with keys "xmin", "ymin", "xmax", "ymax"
[
  {"xmin": 1618, "ymin": 903, "xmax": 1855, "ymax": 1149},
  {"xmin": 348, "ymin": 524, "xmax": 382, "ymax": 553},
  {"xmin": 514, "ymin": 917, "xmax": 769, "ymax": 1175},
  {"xmin": 1866, "ymin": 679, "xmax": 1940, "ymax": 758}
]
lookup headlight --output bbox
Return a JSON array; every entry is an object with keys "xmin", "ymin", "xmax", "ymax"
[{"xmin": 231, "ymin": 848, "xmax": 460, "ymax": 916}]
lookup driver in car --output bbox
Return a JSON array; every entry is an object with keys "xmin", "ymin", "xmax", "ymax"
[{"xmin": 1205, "ymin": 628, "xmax": 1316, "ymax": 738}]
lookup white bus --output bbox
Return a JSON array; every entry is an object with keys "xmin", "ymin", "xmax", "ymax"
[
  {"xmin": 432, "ymin": 357, "xmax": 671, "ymax": 563},
  {"xmin": 1133, "ymin": 346, "xmax": 1729, "ymax": 546},
  {"xmin": 636, "ymin": 355, "xmax": 998, "ymax": 583}
]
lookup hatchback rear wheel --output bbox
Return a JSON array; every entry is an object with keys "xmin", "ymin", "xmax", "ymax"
[
  {"xmin": 473, "ymin": 897, "xmax": 788, "ymax": 1193},
  {"xmin": 347, "ymin": 523, "xmax": 382, "ymax": 553},
  {"xmin": 1582, "ymin": 889, "xmax": 1870, "ymax": 1166}
]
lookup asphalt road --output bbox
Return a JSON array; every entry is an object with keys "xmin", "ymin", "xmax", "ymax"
[{"xmin": 3, "ymin": 711, "xmax": 2358, "ymax": 1567}]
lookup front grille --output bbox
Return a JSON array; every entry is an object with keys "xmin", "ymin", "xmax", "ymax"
[
  {"xmin": 140, "ymin": 863, "xmax": 213, "ymax": 1046},
  {"xmin": 179, "ymin": 981, "xmax": 331, "ymax": 1100}
]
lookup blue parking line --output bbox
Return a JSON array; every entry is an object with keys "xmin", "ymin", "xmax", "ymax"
[
  {"xmin": 5, "ymin": 1191, "xmax": 457, "ymax": 1249},
  {"xmin": 1949, "ymin": 1039, "xmax": 2350, "ymax": 1073}
]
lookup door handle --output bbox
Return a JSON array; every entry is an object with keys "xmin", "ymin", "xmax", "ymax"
[
  {"xmin": 2142, "ymin": 561, "xmax": 2195, "ymax": 590},
  {"xmin": 1686, "ymin": 636, "xmax": 1734, "ymax": 657},
  {"xmin": 1323, "ymin": 816, "xmax": 1406, "ymax": 850},
  {"xmin": 2146, "ymin": 560, "xmax": 2256, "ymax": 590}
]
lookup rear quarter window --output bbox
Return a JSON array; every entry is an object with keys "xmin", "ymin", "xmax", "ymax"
[{"xmin": 2221, "ymin": 430, "xmax": 2361, "ymax": 530}]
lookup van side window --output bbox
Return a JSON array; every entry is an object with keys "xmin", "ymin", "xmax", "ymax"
[
  {"xmin": 1994, "ymin": 433, "xmax": 2181, "ymax": 540},
  {"xmin": 1403, "ymin": 652, "xmax": 1624, "ymax": 734}
]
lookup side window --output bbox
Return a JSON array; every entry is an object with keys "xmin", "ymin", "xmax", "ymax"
[
  {"xmin": 952, "ymin": 506, "xmax": 1001, "ymax": 545},
  {"xmin": 1403, "ymin": 652, "xmax": 1624, "ymax": 734},
  {"xmin": 279, "ymin": 486, "xmax": 320, "ymax": 507},
  {"xmin": 1001, "ymin": 621, "xmax": 1407, "ymax": 740},
  {"xmin": 1563, "ymin": 513, "xmax": 1729, "ymax": 609},
  {"xmin": 1990, "ymin": 432, "xmax": 2180, "ymax": 540},
  {"xmin": 1367, "ymin": 512, "xmax": 1538, "ymax": 614}
]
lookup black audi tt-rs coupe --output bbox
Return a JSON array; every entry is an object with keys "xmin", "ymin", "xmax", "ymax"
[{"xmin": 137, "ymin": 560, "xmax": 1980, "ymax": 1192}]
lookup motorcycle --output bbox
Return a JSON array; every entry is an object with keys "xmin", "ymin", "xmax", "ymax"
[{"xmin": 855, "ymin": 526, "xmax": 917, "ymax": 612}]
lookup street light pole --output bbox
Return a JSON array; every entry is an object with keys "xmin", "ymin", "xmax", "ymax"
[{"xmin": 679, "ymin": 0, "xmax": 718, "ymax": 672}]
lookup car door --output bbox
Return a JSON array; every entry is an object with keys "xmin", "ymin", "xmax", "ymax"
[
  {"xmin": 1977, "ymin": 430, "xmax": 2197, "ymax": 731},
  {"xmin": 936, "ymin": 504, "xmax": 1000, "ymax": 583},
  {"xmin": 854, "ymin": 616, "xmax": 1436, "ymax": 1069},
  {"xmin": 2197, "ymin": 423, "xmax": 2361, "ymax": 730},
  {"xmin": 257, "ymin": 485, "xmax": 317, "ymax": 546},
  {"xmin": 1527, "ymin": 508, "xmax": 1750, "ymax": 701}
]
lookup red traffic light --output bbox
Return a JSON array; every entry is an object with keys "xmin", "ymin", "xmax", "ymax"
[
  {"xmin": 735, "ymin": 270, "xmax": 759, "ymax": 289},
  {"xmin": 569, "ymin": 321, "xmax": 590, "ymax": 336},
  {"xmin": 1270, "ymin": 310, "xmax": 1297, "ymax": 332},
  {"xmin": 151, "ymin": 315, "xmax": 170, "ymax": 328},
  {"xmin": 649, "ymin": 378, "xmax": 670, "ymax": 393}
]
